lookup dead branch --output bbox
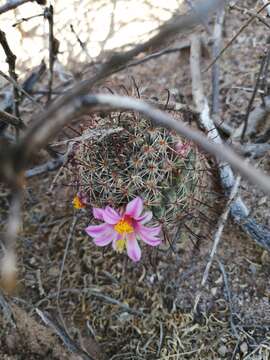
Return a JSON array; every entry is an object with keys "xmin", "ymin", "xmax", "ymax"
[
  {"xmin": 233, "ymin": 96, "xmax": 270, "ymax": 140},
  {"xmin": 217, "ymin": 260, "xmax": 239, "ymax": 339},
  {"xmin": 56, "ymin": 214, "xmax": 78, "ymax": 336},
  {"xmin": 0, "ymin": 109, "xmax": 24, "ymax": 129},
  {"xmin": 0, "ymin": 93, "xmax": 270, "ymax": 194},
  {"xmin": 0, "ymin": 68, "xmax": 41, "ymax": 108},
  {"xmin": 51, "ymin": 126, "xmax": 124, "ymax": 147},
  {"xmin": 44, "ymin": 5, "xmax": 58, "ymax": 103},
  {"xmin": 0, "ymin": 60, "xmax": 46, "ymax": 133},
  {"xmin": 237, "ymin": 143, "xmax": 270, "ymax": 158},
  {"xmin": 0, "ymin": 189, "xmax": 22, "ymax": 294},
  {"xmin": 211, "ymin": 5, "xmax": 225, "ymax": 116},
  {"xmin": 36, "ymin": 308, "xmax": 95, "ymax": 360},
  {"xmin": 25, "ymin": 155, "xmax": 65, "ymax": 177},
  {"xmin": 0, "ymin": 29, "xmax": 23, "ymax": 134},
  {"xmin": 70, "ymin": 24, "xmax": 92, "ymax": 61},
  {"xmin": 7, "ymin": 0, "xmax": 225, "ymax": 154},
  {"xmin": 240, "ymin": 45, "xmax": 270, "ymax": 141},
  {"xmin": 0, "ymin": 289, "xmax": 16, "ymax": 326},
  {"xmin": 204, "ymin": 2, "xmax": 270, "ymax": 72},
  {"xmin": 190, "ymin": 35, "xmax": 270, "ymax": 250},
  {"xmin": 194, "ymin": 176, "xmax": 241, "ymax": 313},
  {"xmin": 262, "ymin": 0, "xmax": 270, "ymax": 16},
  {"xmin": 0, "ymin": 0, "xmax": 31, "ymax": 15}
]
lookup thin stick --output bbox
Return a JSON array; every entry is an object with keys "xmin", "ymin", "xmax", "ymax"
[
  {"xmin": 204, "ymin": 2, "xmax": 270, "ymax": 72},
  {"xmin": 0, "ymin": 29, "xmax": 23, "ymax": 135},
  {"xmin": 1, "ymin": 93, "xmax": 269, "ymax": 195},
  {"xmin": 241, "ymin": 47, "xmax": 269, "ymax": 141},
  {"xmin": 217, "ymin": 260, "xmax": 239, "ymax": 339},
  {"xmin": 0, "ymin": 109, "xmax": 24, "ymax": 129},
  {"xmin": 190, "ymin": 35, "xmax": 270, "ymax": 250},
  {"xmin": 36, "ymin": 308, "xmax": 94, "ymax": 360},
  {"xmin": 70, "ymin": 24, "xmax": 91, "ymax": 61},
  {"xmin": 0, "ymin": 0, "xmax": 31, "ymax": 15},
  {"xmin": 56, "ymin": 214, "xmax": 78, "ymax": 335},
  {"xmin": 262, "ymin": 0, "xmax": 270, "ymax": 16},
  {"xmin": 45, "ymin": 5, "xmax": 57, "ymax": 103},
  {"xmin": 0, "ymin": 69, "xmax": 41, "ymax": 108},
  {"xmin": 193, "ymin": 176, "xmax": 241, "ymax": 313},
  {"xmin": 211, "ymin": 6, "xmax": 225, "ymax": 116}
]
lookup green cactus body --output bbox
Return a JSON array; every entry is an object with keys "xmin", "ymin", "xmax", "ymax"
[{"xmin": 68, "ymin": 112, "xmax": 206, "ymax": 234}]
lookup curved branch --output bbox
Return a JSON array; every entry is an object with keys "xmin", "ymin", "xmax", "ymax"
[{"xmin": 11, "ymin": 94, "xmax": 270, "ymax": 195}]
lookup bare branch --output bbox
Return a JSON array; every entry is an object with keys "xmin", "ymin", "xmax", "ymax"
[
  {"xmin": 12, "ymin": 0, "xmax": 225, "ymax": 156},
  {"xmin": 0, "ymin": 29, "xmax": 23, "ymax": 133},
  {"xmin": 204, "ymin": 2, "xmax": 270, "ymax": 72},
  {"xmin": 0, "ymin": 109, "xmax": 24, "ymax": 129},
  {"xmin": 0, "ymin": 0, "xmax": 31, "ymax": 15},
  {"xmin": 190, "ymin": 35, "xmax": 270, "ymax": 250},
  {"xmin": 36, "ymin": 308, "xmax": 94, "ymax": 360},
  {"xmin": 194, "ymin": 176, "xmax": 241, "ymax": 313},
  {"xmin": 211, "ymin": 5, "xmax": 225, "ymax": 116},
  {"xmin": 233, "ymin": 96, "xmax": 270, "ymax": 140},
  {"xmin": 14, "ymin": 93, "xmax": 270, "ymax": 195}
]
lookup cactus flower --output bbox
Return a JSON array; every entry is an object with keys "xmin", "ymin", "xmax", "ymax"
[
  {"xmin": 85, "ymin": 197, "xmax": 161, "ymax": 262},
  {"xmin": 73, "ymin": 192, "xmax": 87, "ymax": 209}
]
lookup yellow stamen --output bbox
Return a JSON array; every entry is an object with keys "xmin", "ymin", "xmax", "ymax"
[
  {"xmin": 115, "ymin": 239, "xmax": 126, "ymax": 253},
  {"xmin": 114, "ymin": 217, "xmax": 134, "ymax": 234},
  {"xmin": 73, "ymin": 195, "xmax": 85, "ymax": 209}
]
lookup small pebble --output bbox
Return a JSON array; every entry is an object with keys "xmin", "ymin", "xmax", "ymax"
[{"xmin": 218, "ymin": 345, "xmax": 228, "ymax": 357}]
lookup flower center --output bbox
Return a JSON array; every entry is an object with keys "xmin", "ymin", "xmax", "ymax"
[{"xmin": 114, "ymin": 216, "xmax": 134, "ymax": 234}]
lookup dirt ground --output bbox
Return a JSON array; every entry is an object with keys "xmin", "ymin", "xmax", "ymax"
[{"xmin": 1, "ymin": 0, "xmax": 270, "ymax": 359}]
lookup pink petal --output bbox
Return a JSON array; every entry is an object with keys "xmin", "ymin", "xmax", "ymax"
[
  {"xmin": 102, "ymin": 206, "xmax": 121, "ymax": 224},
  {"xmin": 136, "ymin": 225, "xmax": 161, "ymax": 246},
  {"xmin": 139, "ymin": 233, "xmax": 161, "ymax": 246},
  {"xmin": 136, "ymin": 211, "xmax": 152, "ymax": 224},
  {"xmin": 93, "ymin": 208, "xmax": 104, "ymax": 220},
  {"xmin": 126, "ymin": 234, "xmax": 141, "ymax": 262},
  {"xmin": 136, "ymin": 224, "xmax": 161, "ymax": 237},
  {"xmin": 94, "ymin": 231, "xmax": 118, "ymax": 246},
  {"xmin": 85, "ymin": 223, "xmax": 113, "ymax": 237},
  {"xmin": 125, "ymin": 197, "xmax": 143, "ymax": 219}
]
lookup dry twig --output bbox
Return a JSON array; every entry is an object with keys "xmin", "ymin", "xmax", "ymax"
[
  {"xmin": 211, "ymin": 5, "xmax": 225, "ymax": 116},
  {"xmin": 44, "ymin": 5, "xmax": 58, "ymax": 103},
  {"xmin": 56, "ymin": 214, "xmax": 78, "ymax": 335},
  {"xmin": 0, "ymin": 29, "xmax": 23, "ymax": 135},
  {"xmin": 190, "ymin": 35, "xmax": 270, "ymax": 249},
  {"xmin": 204, "ymin": 2, "xmax": 270, "ymax": 72},
  {"xmin": 36, "ymin": 308, "xmax": 94, "ymax": 360},
  {"xmin": 193, "ymin": 176, "xmax": 241, "ymax": 313},
  {"xmin": 0, "ymin": 0, "xmax": 32, "ymax": 15}
]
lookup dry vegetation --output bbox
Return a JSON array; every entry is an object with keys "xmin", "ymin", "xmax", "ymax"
[{"xmin": 1, "ymin": 0, "xmax": 270, "ymax": 359}]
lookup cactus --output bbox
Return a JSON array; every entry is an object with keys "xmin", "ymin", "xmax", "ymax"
[{"xmin": 66, "ymin": 111, "xmax": 208, "ymax": 235}]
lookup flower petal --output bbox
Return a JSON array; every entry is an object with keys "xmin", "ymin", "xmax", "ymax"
[
  {"xmin": 85, "ymin": 223, "xmax": 113, "ymax": 237},
  {"xmin": 140, "ymin": 233, "xmax": 161, "ymax": 246},
  {"xmin": 136, "ymin": 211, "xmax": 152, "ymax": 225},
  {"xmin": 126, "ymin": 234, "xmax": 141, "ymax": 262},
  {"xmin": 136, "ymin": 225, "xmax": 161, "ymax": 246},
  {"xmin": 125, "ymin": 197, "xmax": 143, "ymax": 219},
  {"xmin": 136, "ymin": 224, "xmax": 161, "ymax": 237},
  {"xmin": 94, "ymin": 231, "xmax": 118, "ymax": 246},
  {"xmin": 93, "ymin": 208, "xmax": 104, "ymax": 220},
  {"xmin": 102, "ymin": 206, "xmax": 121, "ymax": 224}
]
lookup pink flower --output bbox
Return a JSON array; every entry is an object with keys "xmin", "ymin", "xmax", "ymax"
[
  {"xmin": 175, "ymin": 140, "xmax": 191, "ymax": 157},
  {"xmin": 85, "ymin": 197, "xmax": 161, "ymax": 262}
]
